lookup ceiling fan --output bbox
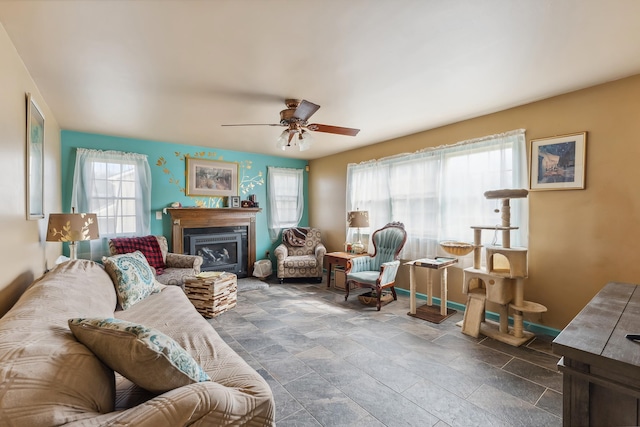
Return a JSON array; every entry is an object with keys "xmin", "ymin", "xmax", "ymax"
[{"xmin": 221, "ymin": 99, "xmax": 360, "ymax": 151}]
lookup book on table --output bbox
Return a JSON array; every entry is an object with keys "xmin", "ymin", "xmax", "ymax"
[{"xmin": 413, "ymin": 257, "xmax": 458, "ymax": 268}]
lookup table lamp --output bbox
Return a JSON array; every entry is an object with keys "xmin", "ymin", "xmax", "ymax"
[
  {"xmin": 46, "ymin": 209, "xmax": 100, "ymax": 260},
  {"xmin": 347, "ymin": 210, "xmax": 369, "ymax": 254}
]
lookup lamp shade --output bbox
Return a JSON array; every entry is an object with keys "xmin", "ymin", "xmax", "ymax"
[
  {"xmin": 347, "ymin": 211, "xmax": 369, "ymax": 228},
  {"xmin": 46, "ymin": 213, "xmax": 100, "ymax": 243}
]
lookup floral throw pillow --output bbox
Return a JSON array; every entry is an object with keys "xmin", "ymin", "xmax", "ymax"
[
  {"xmin": 68, "ymin": 317, "xmax": 210, "ymax": 394},
  {"xmin": 102, "ymin": 251, "xmax": 162, "ymax": 309}
]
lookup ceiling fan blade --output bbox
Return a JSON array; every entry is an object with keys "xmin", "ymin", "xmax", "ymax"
[
  {"xmin": 294, "ymin": 100, "xmax": 320, "ymax": 121},
  {"xmin": 307, "ymin": 123, "xmax": 360, "ymax": 136},
  {"xmin": 221, "ymin": 123, "xmax": 282, "ymax": 127}
]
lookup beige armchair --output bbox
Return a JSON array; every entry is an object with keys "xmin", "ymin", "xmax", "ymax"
[
  {"xmin": 108, "ymin": 235, "xmax": 203, "ymax": 286},
  {"xmin": 275, "ymin": 227, "xmax": 326, "ymax": 283}
]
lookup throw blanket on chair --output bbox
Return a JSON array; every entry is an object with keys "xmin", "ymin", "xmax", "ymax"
[
  {"xmin": 110, "ymin": 236, "xmax": 166, "ymax": 275},
  {"xmin": 283, "ymin": 227, "xmax": 310, "ymax": 247}
]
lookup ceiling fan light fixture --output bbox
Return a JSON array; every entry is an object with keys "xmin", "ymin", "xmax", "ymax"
[
  {"xmin": 222, "ymin": 98, "xmax": 358, "ymax": 151},
  {"xmin": 276, "ymin": 129, "xmax": 289, "ymax": 150},
  {"xmin": 299, "ymin": 130, "xmax": 313, "ymax": 151}
]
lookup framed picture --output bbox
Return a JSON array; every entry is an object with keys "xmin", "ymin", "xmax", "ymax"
[
  {"xmin": 186, "ymin": 157, "xmax": 238, "ymax": 197},
  {"xmin": 229, "ymin": 196, "xmax": 240, "ymax": 208},
  {"xmin": 26, "ymin": 92, "xmax": 45, "ymax": 219},
  {"xmin": 529, "ymin": 132, "xmax": 587, "ymax": 191}
]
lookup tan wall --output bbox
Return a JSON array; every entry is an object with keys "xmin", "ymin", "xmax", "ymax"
[
  {"xmin": 0, "ymin": 24, "xmax": 61, "ymax": 317},
  {"xmin": 309, "ymin": 74, "xmax": 640, "ymax": 331}
]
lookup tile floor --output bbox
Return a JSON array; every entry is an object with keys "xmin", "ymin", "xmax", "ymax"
[{"xmin": 210, "ymin": 277, "xmax": 562, "ymax": 427}]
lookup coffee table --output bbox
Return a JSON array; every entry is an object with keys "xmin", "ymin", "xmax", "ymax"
[{"xmin": 183, "ymin": 272, "xmax": 237, "ymax": 318}]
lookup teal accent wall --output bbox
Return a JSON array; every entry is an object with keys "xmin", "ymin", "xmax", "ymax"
[{"xmin": 61, "ymin": 131, "xmax": 309, "ymax": 261}]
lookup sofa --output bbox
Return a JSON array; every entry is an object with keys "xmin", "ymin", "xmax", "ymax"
[
  {"xmin": 108, "ymin": 235, "xmax": 203, "ymax": 286},
  {"xmin": 0, "ymin": 259, "xmax": 275, "ymax": 426},
  {"xmin": 274, "ymin": 227, "xmax": 326, "ymax": 283}
]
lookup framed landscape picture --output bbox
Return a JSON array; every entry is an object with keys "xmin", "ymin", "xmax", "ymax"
[
  {"xmin": 26, "ymin": 92, "xmax": 45, "ymax": 219},
  {"xmin": 529, "ymin": 132, "xmax": 587, "ymax": 191},
  {"xmin": 186, "ymin": 157, "xmax": 238, "ymax": 197}
]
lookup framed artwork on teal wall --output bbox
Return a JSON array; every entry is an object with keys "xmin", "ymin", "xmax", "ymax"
[{"xmin": 186, "ymin": 157, "xmax": 239, "ymax": 197}]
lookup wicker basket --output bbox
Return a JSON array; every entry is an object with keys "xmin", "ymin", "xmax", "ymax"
[
  {"xmin": 358, "ymin": 291, "xmax": 394, "ymax": 306},
  {"xmin": 439, "ymin": 241, "xmax": 474, "ymax": 256}
]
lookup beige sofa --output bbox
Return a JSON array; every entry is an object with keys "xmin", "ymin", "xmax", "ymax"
[{"xmin": 0, "ymin": 259, "xmax": 275, "ymax": 426}]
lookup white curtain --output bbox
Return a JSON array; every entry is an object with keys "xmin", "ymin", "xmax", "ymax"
[
  {"xmin": 346, "ymin": 129, "xmax": 528, "ymax": 261},
  {"xmin": 71, "ymin": 148, "xmax": 152, "ymax": 261},
  {"xmin": 267, "ymin": 167, "xmax": 304, "ymax": 242}
]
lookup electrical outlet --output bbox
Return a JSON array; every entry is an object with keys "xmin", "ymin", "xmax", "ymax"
[{"xmin": 155, "ymin": 211, "xmax": 163, "ymax": 220}]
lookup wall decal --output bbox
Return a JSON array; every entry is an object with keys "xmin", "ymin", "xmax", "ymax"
[{"xmin": 156, "ymin": 151, "xmax": 264, "ymax": 208}]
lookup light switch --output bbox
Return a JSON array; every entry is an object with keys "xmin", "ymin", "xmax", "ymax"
[{"xmin": 156, "ymin": 211, "xmax": 163, "ymax": 220}]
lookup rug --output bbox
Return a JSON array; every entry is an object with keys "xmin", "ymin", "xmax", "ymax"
[{"xmin": 237, "ymin": 277, "xmax": 270, "ymax": 292}]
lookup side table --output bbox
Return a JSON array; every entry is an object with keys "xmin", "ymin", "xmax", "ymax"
[
  {"xmin": 183, "ymin": 272, "xmax": 237, "ymax": 318},
  {"xmin": 406, "ymin": 257, "xmax": 458, "ymax": 323},
  {"xmin": 324, "ymin": 251, "xmax": 366, "ymax": 288}
]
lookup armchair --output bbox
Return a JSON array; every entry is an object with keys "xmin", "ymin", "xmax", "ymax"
[
  {"xmin": 275, "ymin": 227, "xmax": 326, "ymax": 283},
  {"xmin": 108, "ymin": 235, "xmax": 203, "ymax": 286},
  {"xmin": 345, "ymin": 222, "xmax": 407, "ymax": 311}
]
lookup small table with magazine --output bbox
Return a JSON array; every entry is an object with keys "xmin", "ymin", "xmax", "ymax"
[
  {"xmin": 405, "ymin": 257, "xmax": 458, "ymax": 323},
  {"xmin": 324, "ymin": 251, "xmax": 367, "ymax": 288}
]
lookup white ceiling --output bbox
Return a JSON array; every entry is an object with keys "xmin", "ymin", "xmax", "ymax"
[{"xmin": 2, "ymin": 1, "xmax": 640, "ymax": 160}]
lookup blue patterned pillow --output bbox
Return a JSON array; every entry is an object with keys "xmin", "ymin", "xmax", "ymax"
[
  {"xmin": 68, "ymin": 317, "xmax": 210, "ymax": 394},
  {"xmin": 102, "ymin": 250, "xmax": 162, "ymax": 309}
]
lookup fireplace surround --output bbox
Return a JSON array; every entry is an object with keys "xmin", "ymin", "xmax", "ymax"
[
  {"xmin": 168, "ymin": 208, "xmax": 260, "ymax": 277},
  {"xmin": 184, "ymin": 227, "xmax": 247, "ymax": 276}
]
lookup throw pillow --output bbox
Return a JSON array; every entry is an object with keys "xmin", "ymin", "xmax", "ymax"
[
  {"xmin": 102, "ymin": 251, "xmax": 162, "ymax": 309},
  {"xmin": 68, "ymin": 317, "xmax": 210, "ymax": 394},
  {"xmin": 109, "ymin": 235, "xmax": 166, "ymax": 274}
]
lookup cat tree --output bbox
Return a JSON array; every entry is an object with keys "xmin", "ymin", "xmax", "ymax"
[{"xmin": 460, "ymin": 189, "xmax": 547, "ymax": 346}]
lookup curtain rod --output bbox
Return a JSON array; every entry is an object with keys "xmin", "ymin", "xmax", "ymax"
[{"xmin": 348, "ymin": 129, "xmax": 526, "ymax": 167}]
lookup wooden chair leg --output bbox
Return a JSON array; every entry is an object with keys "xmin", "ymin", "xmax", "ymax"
[
  {"xmin": 390, "ymin": 286, "xmax": 397, "ymax": 300},
  {"xmin": 345, "ymin": 281, "xmax": 351, "ymax": 301}
]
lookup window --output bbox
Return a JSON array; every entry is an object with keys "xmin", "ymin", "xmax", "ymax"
[
  {"xmin": 346, "ymin": 130, "xmax": 527, "ymax": 260},
  {"xmin": 267, "ymin": 167, "xmax": 304, "ymax": 241},
  {"xmin": 71, "ymin": 148, "xmax": 152, "ymax": 260},
  {"xmin": 89, "ymin": 161, "xmax": 138, "ymax": 234}
]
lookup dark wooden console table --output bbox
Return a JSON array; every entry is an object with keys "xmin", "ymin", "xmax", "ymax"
[{"xmin": 552, "ymin": 282, "xmax": 640, "ymax": 426}]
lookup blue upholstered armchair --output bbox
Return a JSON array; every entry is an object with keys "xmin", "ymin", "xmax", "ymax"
[{"xmin": 345, "ymin": 222, "xmax": 407, "ymax": 311}]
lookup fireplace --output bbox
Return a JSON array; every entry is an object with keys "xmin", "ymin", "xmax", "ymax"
[
  {"xmin": 184, "ymin": 226, "xmax": 248, "ymax": 277},
  {"xmin": 168, "ymin": 207, "xmax": 260, "ymax": 277}
]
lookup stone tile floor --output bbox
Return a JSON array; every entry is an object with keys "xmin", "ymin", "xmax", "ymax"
[{"xmin": 210, "ymin": 277, "xmax": 562, "ymax": 427}]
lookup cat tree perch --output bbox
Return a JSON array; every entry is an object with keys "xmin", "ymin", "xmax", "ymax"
[{"xmin": 460, "ymin": 188, "xmax": 547, "ymax": 346}]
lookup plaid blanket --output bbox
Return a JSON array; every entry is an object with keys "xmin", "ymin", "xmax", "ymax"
[
  {"xmin": 282, "ymin": 227, "xmax": 309, "ymax": 247},
  {"xmin": 110, "ymin": 235, "xmax": 166, "ymax": 275}
]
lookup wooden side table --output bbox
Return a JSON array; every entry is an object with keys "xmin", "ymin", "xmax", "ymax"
[
  {"xmin": 324, "ymin": 251, "xmax": 366, "ymax": 288},
  {"xmin": 406, "ymin": 257, "xmax": 458, "ymax": 323},
  {"xmin": 183, "ymin": 272, "xmax": 237, "ymax": 318}
]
